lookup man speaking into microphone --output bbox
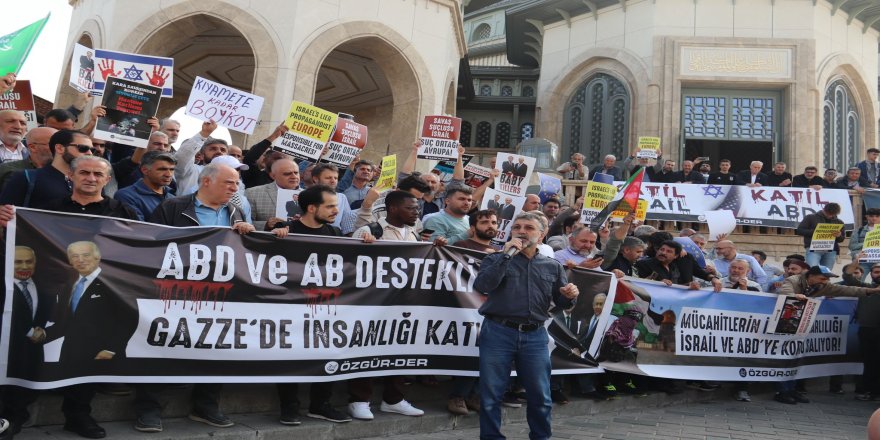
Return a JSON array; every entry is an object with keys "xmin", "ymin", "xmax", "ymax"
[{"xmin": 474, "ymin": 211, "xmax": 580, "ymax": 440}]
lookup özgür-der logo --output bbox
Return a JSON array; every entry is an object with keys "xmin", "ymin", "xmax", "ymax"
[
  {"xmin": 324, "ymin": 361, "xmax": 339, "ymax": 375},
  {"xmin": 739, "ymin": 368, "xmax": 747, "ymax": 378}
]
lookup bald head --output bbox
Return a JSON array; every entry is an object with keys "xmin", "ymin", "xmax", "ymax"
[
  {"xmin": 25, "ymin": 126, "xmax": 57, "ymax": 167},
  {"xmin": 524, "ymin": 194, "xmax": 541, "ymax": 211}
]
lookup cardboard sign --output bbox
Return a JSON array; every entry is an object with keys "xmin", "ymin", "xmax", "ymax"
[
  {"xmin": 861, "ymin": 227, "xmax": 880, "ymax": 263},
  {"xmin": 69, "ymin": 43, "xmax": 94, "ymax": 93},
  {"xmin": 272, "ymin": 101, "xmax": 338, "ymax": 163},
  {"xmin": 185, "ymin": 76, "xmax": 264, "ymax": 134},
  {"xmin": 494, "ymin": 152, "xmax": 535, "ymax": 197},
  {"xmin": 481, "ymin": 188, "xmax": 525, "ymax": 245},
  {"xmin": 92, "ymin": 49, "xmax": 174, "ymax": 97},
  {"xmin": 0, "ymin": 80, "xmax": 37, "ymax": 129},
  {"xmin": 464, "ymin": 162, "xmax": 492, "ymax": 188},
  {"xmin": 319, "ymin": 117, "xmax": 368, "ymax": 167},
  {"xmin": 275, "ymin": 188, "xmax": 303, "ymax": 219},
  {"xmin": 611, "ymin": 199, "xmax": 648, "ymax": 223},
  {"xmin": 636, "ymin": 136, "xmax": 661, "ymax": 159},
  {"xmin": 417, "ymin": 115, "xmax": 461, "ymax": 160},
  {"xmin": 93, "ymin": 77, "xmax": 162, "ymax": 148},
  {"xmin": 580, "ymin": 180, "xmax": 617, "ymax": 224},
  {"xmin": 374, "ymin": 154, "xmax": 397, "ymax": 192},
  {"xmin": 809, "ymin": 223, "xmax": 843, "ymax": 251}
]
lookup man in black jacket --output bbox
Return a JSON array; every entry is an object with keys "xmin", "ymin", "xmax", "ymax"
[
  {"xmin": 135, "ymin": 163, "xmax": 255, "ymax": 433},
  {"xmin": 792, "ymin": 166, "xmax": 825, "ymax": 189},
  {"xmin": 736, "ymin": 161, "xmax": 769, "ymax": 187}
]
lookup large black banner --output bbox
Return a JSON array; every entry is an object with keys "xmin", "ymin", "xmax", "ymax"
[{"xmin": 3, "ymin": 209, "xmax": 609, "ymax": 388}]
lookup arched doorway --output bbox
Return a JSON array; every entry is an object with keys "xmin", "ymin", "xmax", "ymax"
[
  {"xmin": 313, "ymin": 36, "xmax": 421, "ymax": 162},
  {"xmin": 561, "ymin": 73, "xmax": 631, "ymax": 168},
  {"xmin": 133, "ymin": 14, "xmax": 256, "ymax": 146}
]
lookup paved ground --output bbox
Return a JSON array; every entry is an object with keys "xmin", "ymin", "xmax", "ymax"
[{"xmin": 364, "ymin": 389, "xmax": 879, "ymax": 440}]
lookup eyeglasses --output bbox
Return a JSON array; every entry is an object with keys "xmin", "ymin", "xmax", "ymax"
[{"xmin": 67, "ymin": 144, "xmax": 98, "ymax": 154}]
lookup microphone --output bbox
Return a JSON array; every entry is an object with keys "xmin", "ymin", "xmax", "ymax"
[{"xmin": 505, "ymin": 246, "xmax": 521, "ymax": 258}]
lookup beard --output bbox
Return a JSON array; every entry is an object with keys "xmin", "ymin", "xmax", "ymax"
[{"xmin": 475, "ymin": 228, "xmax": 497, "ymax": 240}]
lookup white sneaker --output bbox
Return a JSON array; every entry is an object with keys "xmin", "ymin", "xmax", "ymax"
[
  {"xmin": 348, "ymin": 401, "xmax": 374, "ymax": 420},
  {"xmin": 380, "ymin": 399, "xmax": 424, "ymax": 416},
  {"xmin": 735, "ymin": 390, "xmax": 751, "ymax": 402}
]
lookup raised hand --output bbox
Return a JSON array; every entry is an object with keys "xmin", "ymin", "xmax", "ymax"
[
  {"xmin": 99, "ymin": 59, "xmax": 119, "ymax": 80},
  {"xmin": 146, "ymin": 65, "xmax": 169, "ymax": 87}
]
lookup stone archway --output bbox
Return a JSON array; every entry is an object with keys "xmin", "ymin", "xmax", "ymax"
[
  {"xmin": 292, "ymin": 22, "xmax": 434, "ymax": 163},
  {"xmin": 115, "ymin": 1, "xmax": 280, "ymax": 144},
  {"xmin": 816, "ymin": 53, "xmax": 879, "ymax": 152}
]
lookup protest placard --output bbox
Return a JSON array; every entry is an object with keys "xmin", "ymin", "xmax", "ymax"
[
  {"xmin": 611, "ymin": 199, "xmax": 648, "ymax": 223},
  {"xmin": 374, "ymin": 154, "xmax": 397, "ymax": 191},
  {"xmin": 861, "ymin": 228, "xmax": 880, "ymax": 263},
  {"xmin": 636, "ymin": 136, "xmax": 661, "ymax": 159},
  {"xmin": 431, "ymin": 154, "xmax": 471, "ymax": 183},
  {"xmin": 580, "ymin": 177, "xmax": 617, "ymax": 224},
  {"xmin": 464, "ymin": 162, "xmax": 492, "ymax": 189},
  {"xmin": 185, "ymin": 76, "xmax": 264, "ymax": 134},
  {"xmin": 93, "ymin": 77, "xmax": 162, "ymax": 148},
  {"xmin": 809, "ymin": 223, "xmax": 843, "ymax": 251},
  {"xmin": 275, "ymin": 188, "xmax": 303, "ymax": 219},
  {"xmin": 319, "ymin": 117, "xmax": 368, "ymax": 167},
  {"xmin": 92, "ymin": 49, "xmax": 174, "ymax": 97},
  {"xmin": 272, "ymin": 101, "xmax": 338, "ymax": 162},
  {"xmin": 703, "ymin": 209, "xmax": 737, "ymax": 241},
  {"xmin": 481, "ymin": 188, "xmax": 525, "ymax": 245},
  {"xmin": 68, "ymin": 43, "xmax": 94, "ymax": 93},
  {"xmin": 494, "ymin": 152, "xmax": 535, "ymax": 197},
  {"xmin": 0, "ymin": 80, "xmax": 37, "ymax": 129},
  {"xmin": 417, "ymin": 115, "xmax": 461, "ymax": 161}
]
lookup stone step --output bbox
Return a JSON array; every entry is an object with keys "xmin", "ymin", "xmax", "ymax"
[{"xmin": 15, "ymin": 379, "xmax": 730, "ymax": 440}]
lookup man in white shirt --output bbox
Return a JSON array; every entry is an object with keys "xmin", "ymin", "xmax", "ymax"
[{"xmin": 0, "ymin": 110, "xmax": 29, "ymax": 163}]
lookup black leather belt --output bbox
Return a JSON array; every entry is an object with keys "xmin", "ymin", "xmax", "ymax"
[{"xmin": 487, "ymin": 315, "xmax": 541, "ymax": 332}]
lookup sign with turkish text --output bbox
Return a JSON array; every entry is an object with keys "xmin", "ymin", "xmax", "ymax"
[
  {"xmin": 185, "ymin": 76, "xmax": 263, "ymax": 135},
  {"xmin": 319, "ymin": 118, "xmax": 368, "ymax": 167},
  {"xmin": 0, "ymin": 80, "xmax": 36, "ymax": 129},
  {"xmin": 93, "ymin": 77, "xmax": 162, "ymax": 148},
  {"xmin": 417, "ymin": 115, "xmax": 461, "ymax": 161}
]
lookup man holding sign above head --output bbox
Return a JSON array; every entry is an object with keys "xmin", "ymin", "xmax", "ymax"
[{"xmin": 796, "ymin": 202, "xmax": 845, "ymax": 268}]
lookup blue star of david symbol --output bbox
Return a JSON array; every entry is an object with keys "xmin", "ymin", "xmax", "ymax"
[
  {"xmin": 702, "ymin": 185, "xmax": 724, "ymax": 199},
  {"xmin": 123, "ymin": 64, "xmax": 144, "ymax": 81}
]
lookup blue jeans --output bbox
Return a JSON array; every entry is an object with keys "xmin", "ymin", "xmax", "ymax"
[
  {"xmin": 805, "ymin": 250, "xmax": 837, "ymax": 268},
  {"xmin": 479, "ymin": 318, "xmax": 552, "ymax": 440}
]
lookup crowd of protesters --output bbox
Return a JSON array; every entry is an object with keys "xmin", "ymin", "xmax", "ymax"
[{"xmin": 0, "ymin": 72, "xmax": 878, "ymax": 440}]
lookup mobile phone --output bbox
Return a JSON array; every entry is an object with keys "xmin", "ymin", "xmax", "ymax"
[
  {"xmin": 696, "ymin": 156, "xmax": 710, "ymax": 162},
  {"xmin": 421, "ymin": 229, "xmax": 435, "ymax": 236},
  {"xmin": 591, "ymin": 253, "xmax": 605, "ymax": 260}
]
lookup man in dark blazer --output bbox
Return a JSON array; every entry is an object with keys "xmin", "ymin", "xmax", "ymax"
[
  {"xmin": 1, "ymin": 246, "xmax": 55, "ymax": 433},
  {"xmin": 499, "ymin": 197, "xmax": 516, "ymax": 221},
  {"xmin": 514, "ymin": 157, "xmax": 528, "ymax": 177},
  {"xmin": 736, "ymin": 161, "xmax": 769, "ymax": 187},
  {"xmin": 501, "ymin": 155, "xmax": 515, "ymax": 175},
  {"xmin": 487, "ymin": 194, "xmax": 502, "ymax": 211}
]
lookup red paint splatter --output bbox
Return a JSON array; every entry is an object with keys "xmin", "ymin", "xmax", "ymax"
[
  {"xmin": 152, "ymin": 280, "xmax": 233, "ymax": 314},
  {"xmin": 302, "ymin": 288, "xmax": 342, "ymax": 315}
]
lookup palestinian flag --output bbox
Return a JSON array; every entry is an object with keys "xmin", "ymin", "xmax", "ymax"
[
  {"xmin": 589, "ymin": 167, "xmax": 644, "ymax": 231},
  {"xmin": 612, "ymin": 280, "xmax": 662, "ymax": 336}
]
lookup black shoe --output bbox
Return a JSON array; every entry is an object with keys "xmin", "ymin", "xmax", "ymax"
[
  {"xmin": 280, "ymin": 407, "xmax": 302, "ymax": 426},
  {"xmin": 188, "ymin": 409, "xmax": 233, "ymax": 428},
  {"xmin": 64, "ymin": 416, "xmax": 106, "ymax": 439},
  {"xmin": 306, "ymin": 403, "xmax": 351, "ymax": 423},
  {"xmin": 134, "ymin": 414, "xmax": 163, "ymax": 433},
  {"xmin": 773, "ymin": 392, "xmax": 797, "ymax": 405},
  {"xmin": 501, "ymin": 392, "xmax": 522, "ymax": 408},
  {"xmin": 791, "ymin": 391, "xmax": 810, "ymax": 403},
  {"xmin": 550, "ymin": 389, "xmax": 569, "ymax": 404}
]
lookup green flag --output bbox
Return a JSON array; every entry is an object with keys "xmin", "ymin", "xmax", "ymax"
[{"xmin": 0, "ymin": 14, "xmax": 50, "ymax": 76}]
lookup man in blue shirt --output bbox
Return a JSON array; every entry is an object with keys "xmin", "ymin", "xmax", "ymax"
[
  {"xmin": 712, "ymin": 240, "xmax": 769, "ymax": 291},
  {"xmin": 475, "ymin": 211, "xmax": 580, "ymax": 440},
  {"xmin": 113, "ymin": 151, "xmax": 176, "ymax": 221}
]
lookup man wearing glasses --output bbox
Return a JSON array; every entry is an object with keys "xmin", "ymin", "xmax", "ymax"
[
  {"xmin": 0, "ymin": 130, "xmax": 96, "ymax": 209},
  {"xmin": 0, "ymin": 127, "xmax": 57, "ymax": 192},
  {"xmin": 792, "ymin": 166, "xmax": 826, "ymax": 190}
]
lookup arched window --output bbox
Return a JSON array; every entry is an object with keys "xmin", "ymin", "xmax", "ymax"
[
  {"xmin": 480, "ymin": 85, "xmax": 492, "ymax": 96},
  {"xmin": 522, "ymin": 86, "xmax": 534, "ymax": 97},
  {"xmin": 562, "ymin": 73, "xmax": 630, "ymax": 165},
  {"xmin": 471, "ymin": 23, "xmax": 491, "ymax": 42},
  {"xmin": 823, "ymin": 79, "xmax": 860, "ymax": 171},
  {"xmin": 460, "ymin": 121, "xmax": 472, "ymax": 148},
  {"xmin": 476, "ymin": 121, "xmax": 492, "ymax": 148},
  {"xmin": 495, "ymin": 122, "xmax": 511, "ymax": 148},
  {"xmin": 501, "ymin": 86, "xmax": 513, "ymax": 97},
  {"xmin": 521, "ymin": 123, "xmax": 534, "ymax": 140}
]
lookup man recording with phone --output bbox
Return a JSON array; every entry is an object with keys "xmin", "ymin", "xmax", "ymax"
[{"xmin": 474, "ymin": 212, "xmax": 579, "ymax": 440}]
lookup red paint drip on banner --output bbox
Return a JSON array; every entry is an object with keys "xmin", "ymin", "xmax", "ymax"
[
  {"xmin": 302, "ymin": 288, "xmax": 342, "ymax": 315},
  {"xmin": 152, "ymin": 280, "xmax": 233, "ymax": 314}
]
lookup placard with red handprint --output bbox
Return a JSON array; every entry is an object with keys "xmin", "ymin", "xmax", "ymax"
[{"xmin": 90, "ymin": 48, "xmax": 174, "ymax": 97}]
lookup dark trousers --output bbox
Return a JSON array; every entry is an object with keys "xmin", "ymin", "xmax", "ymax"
[
  {"xmin": 134, "ymin": 384, "xmax": 221, "ymax": 417},
  {"xmin": 276, "ymin": 382, "xmax": 334, "ymax": 412},
  {"xmin": 1, "ymin": 386, "xmax": 38, "ymax": 425},
  {"xmin": 348, "ymin": 377, "xmax": 405, "ymax": 404},
  {"xmin": 861, "ymin": 326, "xmax": 880, "ymax": 394},
  {"xmin": 62, "ymin": 384, "xmax": 96, "ymax": 420}
]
